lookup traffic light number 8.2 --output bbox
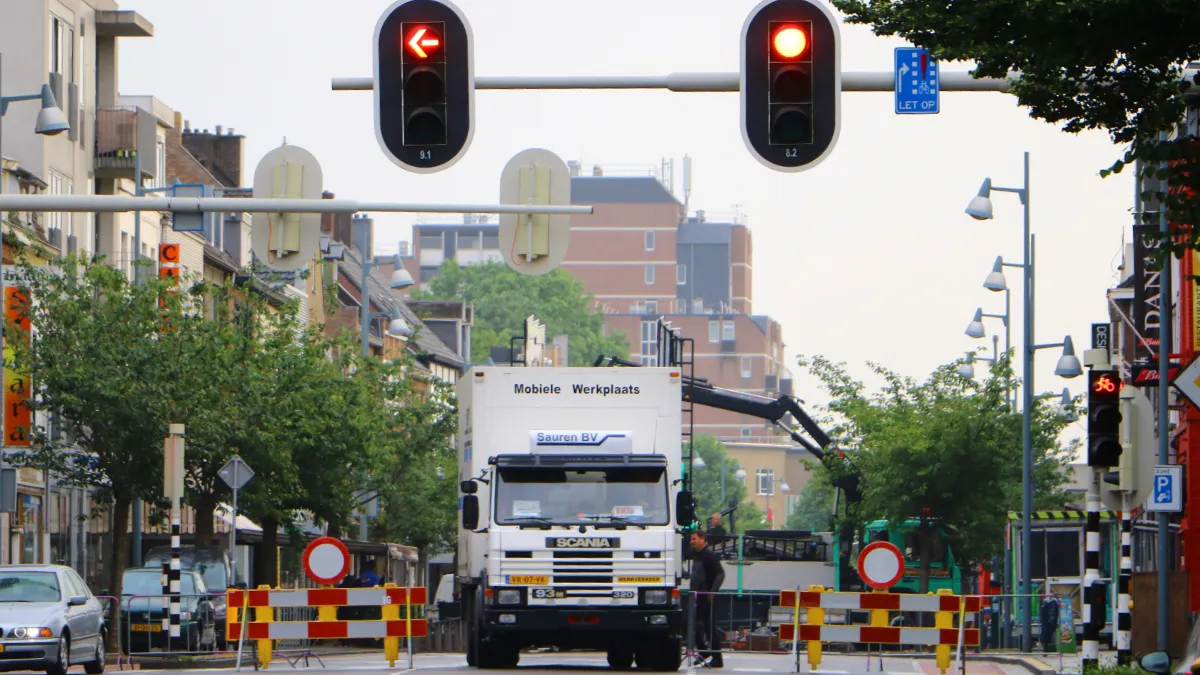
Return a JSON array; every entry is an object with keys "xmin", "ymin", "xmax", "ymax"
[{"xmin": 785, "ymin": 148, "xmax": 798, "ymax": 158}]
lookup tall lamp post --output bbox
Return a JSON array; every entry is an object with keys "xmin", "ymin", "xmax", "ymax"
[
  {"xmin": 966, "ymin": 152, "xmax": 1083, "ymax": 653},
  {"xmin": 763, "ymin": 475, "xmax": 790, "ymax": 531},
  {"xmin": 355, "ymin": 251, "xmax": 414, "ymax": 542},
  {"xmin": 692, "ymin": 455, "xmax": 748, "ymax": 505},
  {"xmin": 359, "ymin": 252, "xmax": 415, "ymax": 357}
]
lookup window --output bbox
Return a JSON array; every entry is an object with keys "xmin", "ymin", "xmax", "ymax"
[
  {"xmin": 458, "ymin": 232, "xmax": 480, "ymax": 249},
  {"xmin": 677, "ymin": 264, "xmax": 687, "ymax": 285},
  {"xmin": 419, "ymin": 233, "xmax": 442, "ymax": 250},
  {"xmin": 645, "ymin": 231, "xmax": 655, "ymax": 251},
  {"xmin": 482, "ymin": 233, "xmax": 500, "ymax": 249},
  {"xmin": 741, "ymin": 356, "xmax": 752, "ymax": 379},
  {"xmin": 419, "ymin": 267, "xmax": 441, "ymax": 282},
  {"xmin": 709, "ymin": 321, "xmax": 720, "ymax": 343},
  {"xmin": 723, "ymin": 320, "xmax": 735, "ymax": 341},
  {"xmin": 640, "ymin": 320, "xmax": 659, "ymax": 366},
  {"xmin": 156, "ymin": 139, "xmax": 167, "ymax": 189},
  {"xmin": 47, "ymin": 171, "xmax": 66, "ymax": 236},
  {"xmin": 756, "ymin": 468, "xmax": 775, "ymax": 496},
  {"xmin": 645, "ymin": 301, "xmax": 657, "ymax": 315},
  {"xmin": 645, "ymin": 265, "xmax": 655, "ymax": 285},
  {"xmin": 49, "ymin": 16, "xmax": 74, "ymax": 88},
  {"xmin": 741, "ymin": 427, "xmax": 752, "ymax": 439}
]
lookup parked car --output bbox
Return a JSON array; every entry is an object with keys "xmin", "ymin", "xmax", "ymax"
[
  {"xmin": 0, "ymin": 564, "xmax": 107, "ymax": 675},
  {"xmin": 141, "ymin": 547, "xmax": 231, "ymax": 648},
  {"xmin": 120, "ymin": 568, "xmax": 218, "ymax": 653}
]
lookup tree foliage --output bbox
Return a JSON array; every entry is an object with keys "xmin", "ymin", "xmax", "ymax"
[
  {"xmin": 413, "ymin": 260, "xmax": 629, "ymax": 366},
  {"xmin": 831, "ymin": 0, "xmax": 1200, "ymax": 262},
  {"xmin": 796, "ymin": 351, "xmax": 1076, "ymax": 591},
  {"xmin": 786, "ymin": 463, "xmax": 836, "ymax": 533},
  {"xmin": 688, "ymin": 435, "xmax": 765, "ymax": 532},
  {"xmin": 7, "ymin": 253, "xmax": 459, "ymax": 594}
]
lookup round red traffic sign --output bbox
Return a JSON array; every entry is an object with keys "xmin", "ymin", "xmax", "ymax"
[
  {"xmin": 857, "ymin": 541, "xmax": 905, "ymax": 590},
  {"xmin": 302, "ymin": 537, "xmax": 351, "ymax": 586}
]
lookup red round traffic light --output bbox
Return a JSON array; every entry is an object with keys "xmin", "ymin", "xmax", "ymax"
[{"xmin": 772, "ymin": 26, "xmax": 807, "ymax": 59}]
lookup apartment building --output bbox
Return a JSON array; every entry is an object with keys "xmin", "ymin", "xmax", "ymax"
[{"xmin": 396, "ymin": 166, "xmax": 803, "ymax": 521}]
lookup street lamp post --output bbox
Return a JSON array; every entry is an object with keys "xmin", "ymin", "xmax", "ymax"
[
  {"xmin": 966, "ymin": 152, "xmax": 1083, "ymax": 653},
  {"xmin": 0, "ymin": 52, "xmax": 71, "ymax": 195},
  {"xmin": 691, "ymin": 454, "xmax": 746, "ymax": 511},
  {"xmin": 355, "ymin": 250, "xmax": 414, "ymax": 542},
  {"xmin": 763, "ymin": 476, "xmax": 790, "ymax": 531}
]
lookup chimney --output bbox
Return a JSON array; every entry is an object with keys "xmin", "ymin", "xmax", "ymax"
[
  {"xmin": 352, "ymin": 214, "xmax": 375, "ymax": 260},
  {"xmin": 183, "ymin": 118, "xmax": 190, "ymax": 133},
  {"xmin": 568, "ymin": 160, "xmax": 581, "ymax": 177},
  {"xmin": 695, "ymin": 209, "xmax": 706, "ymax": 223},
  {"xmin": 592, "ymin": 165, "xmax": 603, "ymax": 176},
  {"xmin": 228, "ymin": 128, "xmax": 235, "ymax": 136},
  {"xmin": 397, "ymin": 241, "xmax": 410, "ymax": 257},
  {"xmin": 215, "ymin": 124, "xmax": 223, "ymax": 135}
]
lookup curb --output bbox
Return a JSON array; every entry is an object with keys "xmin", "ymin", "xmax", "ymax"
[{"xmin": 906, "ymin": 652, "xmax": 1056, "ymax": 675}]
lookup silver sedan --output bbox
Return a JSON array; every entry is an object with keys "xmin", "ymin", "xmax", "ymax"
[{"xmin": 0, "ymin": 564, "xmax": 107, "ymax": 675}]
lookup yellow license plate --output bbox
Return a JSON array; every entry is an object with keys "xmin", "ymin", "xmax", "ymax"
[
  {"xmin": 131, "ymin": 624, "xmax": 161, "ymax": 632},
  {"xmin": 0, "ymin": 645, "xmax": 5, "ymax": 653},
  {"xmin": 618, "ymin": 577, "xmax": 663, "ymax": 584},
  {"xmin": 506, "ymin": 575, "xmax": 549, "ymax": 585}
]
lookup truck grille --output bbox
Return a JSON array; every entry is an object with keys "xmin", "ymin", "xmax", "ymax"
[{"xmin": 500, "ymin": 550, "xmax": 666, "ymax": 587}]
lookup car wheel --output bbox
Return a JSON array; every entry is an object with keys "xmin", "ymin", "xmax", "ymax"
[
  {"xmin": 46, "ymin": 634, "xmax": 69, "ymax": 675},
  {"xmin": 84, "ymin": 632, "xmax": 106, "ymax": 674}
]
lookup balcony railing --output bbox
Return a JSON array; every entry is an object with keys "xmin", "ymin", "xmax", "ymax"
[{"xmin": 94, "ymin": 106, "xmax": 157, "ymax": 182}]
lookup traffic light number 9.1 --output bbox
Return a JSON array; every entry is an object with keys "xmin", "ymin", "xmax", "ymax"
[{"xmin": 420, "ymin": 150, "xmax": 433, "ymax": 161}]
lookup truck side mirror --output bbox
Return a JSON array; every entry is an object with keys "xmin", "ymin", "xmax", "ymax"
[
  {"xmin": 462, "ymin": 495, "xmax": 480, "ymax": 530},
  {"xmin": 675, "ymin": 491, "xmax": 696, "ymax": 527},
  {"xmin": 460, "ymin": 480, "xmax": 478, "ymax": 494}
]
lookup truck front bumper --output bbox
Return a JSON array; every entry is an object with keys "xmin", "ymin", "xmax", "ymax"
[{"xmin": 483, "ymin": 606, "xmax": 682, "ymax": 634}]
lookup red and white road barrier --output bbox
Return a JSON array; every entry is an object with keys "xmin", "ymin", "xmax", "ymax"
[
  {"xmin": 229, "ymin": 619, "xmax": 428, "ymax": 641},
  {"xmin": 779, "ymin": 624, "xmax": 979, "ymax": 646},
  {"xmin": 227, "ymin": 586, "xmax": 427, "ymax": 609},
  {"xmin": 779, "ymin": 590, "xmax": 982, "ymax": 613}
]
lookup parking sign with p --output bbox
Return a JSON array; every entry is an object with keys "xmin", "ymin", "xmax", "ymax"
[{"xmin": 1147, "ymin": 465, "xmax": 1182, "ymax": 512}]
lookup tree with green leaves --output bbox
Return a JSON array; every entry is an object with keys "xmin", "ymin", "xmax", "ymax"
[
  {"xmin": 688, "ymin": 435, "xmax": 765, "ymax": 533},
  {"xmin": 832, "ymin": 0, "xmax": 1200, "ymax": 259},
  {"xmin": 412, "ymin": 261, "xmax": 629, "ymax": 366},
  {"xmin": 5, "ymin": 254, "xmax": 200, "ymax": 603},
  {"xmin": 785, "ymin": 463, "xmax": 835, "ymax": 533},
  {"xmin": 796, "ymin": 352, "xmax": 1075, "ymax": 592}
]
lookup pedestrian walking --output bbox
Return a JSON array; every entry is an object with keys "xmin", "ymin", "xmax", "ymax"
[{"xmin": 690, "ymin": 529, "xmax": 725, "ymax": 668}]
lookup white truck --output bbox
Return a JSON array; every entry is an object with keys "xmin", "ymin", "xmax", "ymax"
[{"xmin": 456, "ymin": 366, "xmax": 691, "ymax": 670}]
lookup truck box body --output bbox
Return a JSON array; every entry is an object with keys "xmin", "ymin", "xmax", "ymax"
[{"xmin": 455, "ymin": 366, "xmax": 687, "ymax": 668}]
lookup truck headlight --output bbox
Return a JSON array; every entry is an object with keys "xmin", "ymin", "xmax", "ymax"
[
  {"xmin": 498, "ymin": 589, "xmax": 521, "ymax": 605},
  {"xmin": 644, "ymin": 590, "xmax": 668, "ymax": 605}
]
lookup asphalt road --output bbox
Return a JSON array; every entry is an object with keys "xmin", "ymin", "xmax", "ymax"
[{"xmin": 6, "ymin": 650, "xmax": 1032, "ymax": 675}]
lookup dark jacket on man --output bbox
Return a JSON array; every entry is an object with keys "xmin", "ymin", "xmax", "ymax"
[{"xmin": 691, "ymin": 544, "xmax": 726, "ymax": 593}]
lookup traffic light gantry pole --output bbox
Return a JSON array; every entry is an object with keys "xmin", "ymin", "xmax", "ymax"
[{"xmin": 333, "ymin": 71, "xmax": 1012, "ymax": 93}]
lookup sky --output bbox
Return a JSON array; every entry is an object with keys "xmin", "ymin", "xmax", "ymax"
[{"xmin": 115, "ymin": 0, "xmax": 1133, "ymax": 443}]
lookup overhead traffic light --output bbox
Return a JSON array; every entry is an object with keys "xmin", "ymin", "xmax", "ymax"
[
  {"xmin": 740, "ymin": 0, "xmax": 841, "ymax": 172},
  {"xmin": 374, "ymin": 0, "xmax": 474, "ymax": 173},
  {"xmin": 1087, "ymin": 370, "xmax": 1123, "ymax": 467}
]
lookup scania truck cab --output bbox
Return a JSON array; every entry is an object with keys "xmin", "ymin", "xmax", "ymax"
[{"xmin": 456, "ymin": 367, "xmax": 690, "ymax": 670}]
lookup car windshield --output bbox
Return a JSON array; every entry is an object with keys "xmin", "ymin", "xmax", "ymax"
[
  {"xmin": 0, "ymin": 571, "xmax": 61, "ymax": 603},
  {"xmin": 123, "ymin": 571, "xmax": 197, "ymax": 597},
  {"xmin": 144, "ymin": 551, "xmax": 226, "ymax": 591},
  {"xmin": 495, "ymin": 465, "xmax": 669, "ymax": 525}
]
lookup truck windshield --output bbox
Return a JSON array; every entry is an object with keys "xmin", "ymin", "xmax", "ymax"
[{"xmin": 495, "ymin": 466, "xmax": 669, "ymax": 526}]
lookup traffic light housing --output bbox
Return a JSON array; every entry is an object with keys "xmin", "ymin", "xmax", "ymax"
[
  {"xmin": 1087, "ymin": 370, "xmax": 1123, "ymax": 467},
  {"xmin": 374, "ymin": 0, "xmax": 474, "ymax": 173},
  {"xmin": 740, "ymin": 0, "xmax": 841, "ymax": 172}
]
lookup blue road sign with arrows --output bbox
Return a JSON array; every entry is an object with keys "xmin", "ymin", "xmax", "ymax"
[{"xmin": 895, "ymin": 47, "xmax": 940, "ymax": 115}]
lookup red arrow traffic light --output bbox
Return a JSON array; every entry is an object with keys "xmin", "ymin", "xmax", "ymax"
[{"xmin": 405, "ymin": 25, "xmax": 442, "ymax": 59}]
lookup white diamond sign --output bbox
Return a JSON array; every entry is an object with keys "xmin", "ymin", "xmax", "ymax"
[{"xmin": 219, "ymin": 456, "xmax": 254, "ymax": 491}]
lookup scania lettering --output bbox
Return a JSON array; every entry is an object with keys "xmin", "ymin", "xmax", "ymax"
[{"xmin": 456, "ymin": 367, "xmax": 687, "ymax": 671}]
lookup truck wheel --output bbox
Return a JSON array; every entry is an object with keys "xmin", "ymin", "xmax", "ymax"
[{"xmin": 607, "ymin": 648, "xmax": 634, "ymax": 670}]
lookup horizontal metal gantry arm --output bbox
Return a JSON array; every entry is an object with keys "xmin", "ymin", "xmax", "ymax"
[
  {"xmin": 332, "ymin": 71, "xmax": 1014, "ymax": 93},
  {"xmin": 0, "ymin": 194, "xmax": 594, "ymax": 215}
]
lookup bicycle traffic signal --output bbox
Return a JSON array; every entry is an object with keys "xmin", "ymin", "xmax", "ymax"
[
  {"xmin": 374, "ymin": 0, "xmax": 475, "ymax": 173},
  {"xmin": 740, "ymin": 0, "xmax": 841, "ymax": 172},
  {"xmin": 1087, "ymin": 370, "xmax": 1123, "ymax": 467}
]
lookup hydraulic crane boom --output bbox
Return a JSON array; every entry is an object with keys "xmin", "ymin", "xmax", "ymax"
[{"xmin": 594, "ymin": 354, "xmax": 862, "ymax": 503}]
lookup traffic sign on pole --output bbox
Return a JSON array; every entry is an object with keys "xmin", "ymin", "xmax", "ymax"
[
  {"xmin": 894, "ymin": 47, "xmax": 939, "ymax": 115},
  {"xmin": 303, "ymin": 536, "xmax": 352, "ymax": 586},
  {"xmin": 219, "ymin": 456, "xmax": 254, "ymax": 587},
  {"xmin": 857, "ymin": 541, "xmax": 905, "ymax": 589},
  {"xmin": 1146, "ymin": 465, "xmax": 1182, "ymax": 512},
  {"xmin": 499, "ymin": 148, "xmax": 572, "ymax": 276},
  {"xmin": 251, "ymin": 144, "xmax": 323, "ymax": 272},
  {"xmin": 1173, "ymin": 354, "xmax": 1200, "ymax": 409}
]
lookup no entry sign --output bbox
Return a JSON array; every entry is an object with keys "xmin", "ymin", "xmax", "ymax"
[
  {"xmin": 302, "ymin": 536, "xmax": 352, "ymax": 586},
  {"xmin": 857, "ymin": 541, "xmax": 905, "ymax": 590}
]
